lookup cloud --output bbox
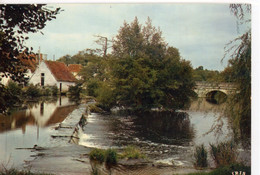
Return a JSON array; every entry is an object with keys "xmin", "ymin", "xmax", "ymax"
[{"xmin": 26, "ymin": 3, "xmax": 250, "ymax": 70}]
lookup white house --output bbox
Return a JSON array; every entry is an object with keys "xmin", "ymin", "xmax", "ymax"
[{"xmin": 29, "ymin": 60, "xmax": 77, "ymax": 92}]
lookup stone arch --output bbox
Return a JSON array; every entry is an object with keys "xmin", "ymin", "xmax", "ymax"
[
  {"xmin": 205, "ymin": 90, "xmax": 227, "ymax": 104},
  {"xmin": 205, "ymin": 90, "xmax": 227, "ymax": 98}
]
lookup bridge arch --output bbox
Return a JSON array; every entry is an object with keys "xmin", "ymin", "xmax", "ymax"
[{"xmin": 205, "ymin": 90, "xmax": 227, "ymax": 104}]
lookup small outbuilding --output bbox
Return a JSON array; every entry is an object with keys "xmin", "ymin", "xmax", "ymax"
[{"xmin": 29, "ymin": 60, "xmax": 77, "ymax": 92}]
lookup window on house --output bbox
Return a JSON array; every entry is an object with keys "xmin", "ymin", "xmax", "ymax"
[
  {"xmin": 41, "ymin": 73, "xmax": 45, "ymax": 86},
  {"xmin": 60, "ymin": 83, "xmax": 62, "ymax": 92}
]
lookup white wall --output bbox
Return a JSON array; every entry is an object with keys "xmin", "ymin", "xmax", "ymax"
[
  {"xmin": 57, "ymin": 81, "xmax": 75, "ymax": 92},
  {"xmin": 29, "ymin": 61, "xmax": 75, "ymax": 92},
  {"xmin": 29, "ymin": 61, "xmax": 57, "ymax": 87}
]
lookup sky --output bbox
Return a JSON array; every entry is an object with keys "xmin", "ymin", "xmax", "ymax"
[{"xmin": 25, "ymin": 3, "xmax": 251, "ymax": 71}]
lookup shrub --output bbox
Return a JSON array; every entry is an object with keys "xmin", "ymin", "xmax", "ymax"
[
  {"xmin": 41, "ymin": 88, "xmax": 51, "ymax": 96},
  {"xmin": 25, "ymin": 84, "xmax": 41, "ymax": 97},
  {"xmin": 6, "ymin": 81, "xmax": 22, "ymax": 97},
  {"xmin": 194, "ymin": 144, "xmax": 208, "ymax": 168},
  {"xmin": 89, "ymin": 149, "xmax": 105, "ymax": 163},
  {"xmin": 50, "ymin": 86, "xmax": 58, "ymax": 96},
  {"xmin": 68, "ymin": 83, "xmax": 82, "ymax": 98},
  {"xmin": 121, "ymin": 146, "xmax": 145, "ymax": 159},
  {"xmin": 105, "ymin": 149, "xmax": 118, "ymax": 165},
  {"xmin": 210, "ymin": 141, "xmax": 237, "ymax": 167}
]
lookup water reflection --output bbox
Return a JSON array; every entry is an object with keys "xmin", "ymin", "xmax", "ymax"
[
  {"xmin": 133, "ymin": 111, "xmax": 195, "ymax": 145},
  {"xmin": 0, "ymin": 97, "xmax": 77, "ymax": 133},
  {"xmin": 0, "ymin": 97, "xmax": 77, "ymax": 167}
]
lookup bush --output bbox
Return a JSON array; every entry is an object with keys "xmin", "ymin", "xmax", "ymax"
[
  {"xmin": 49, "ymin": 86, "xmax": 58, "ymax": 96},
  {"xmin": 194, "ymin": 144, "xmax": 208, "ymax": 168},
  {"xmin": 6, "ymin": 81, "xmax": 22, "ymax": 97},
  {"xmin": 25, "ymin": 84, "xmax": 41, "ymax": 97},
  {"xmin": 68, "ymin": 83, "xmax": 82, "ymax": 98},
  {"xmin": 210, "ymin": 141, "xmax": 237, "ymax": 167},
  {"xmin": 105, "ymin": 149, "xmax": 118, "ymax": 165},
  {"xmin": 89, "ymin": 149, "xmax": 105, "ymax": 163},
  {"xmin": 121, "ymin": 146, "xmax": 145, "ymax": 159}
]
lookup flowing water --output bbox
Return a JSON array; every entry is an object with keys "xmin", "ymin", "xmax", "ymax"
[
  {"xmin": 78, "ymin": 98, "xmax": 233, "ymax": 167},
  {"xmin": 0, "ymin": 97, "xmax": 250, "ymax": 174}
]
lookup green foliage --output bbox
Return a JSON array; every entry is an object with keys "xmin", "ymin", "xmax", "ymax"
[
  {"xmin": 223, "ymin": 5, "xmax": 251, "ymax": 146},
  {"xmin": 89, "ymin": 148, "xmax": 118, "ymax": 165},
  {"xmin": 209, "ymin": 141, "xmax": 237, "ymax": 167},
  {"xmin": 24, "ymin": 84, "xmax": 41, "ymax": 97},
  {"xmin": 0, "ymin": 5, "xmax": 60, "ymax": 113},
  {"xmin": 105, "ymin": 149, "xmax": 118, "ymax": 165},
  {"xmin": 121, "ymin": 146, "xmax": 145, "ymax": 159},
  {"xmin": 193, "ymin": 67, "xmax": 221, "ymax": 82},
  {"xmin": 109, "ymin": 18, "xmax": 195, "ymax": 110},
  {"xmin": 49, "ymin": 86, "xmax": 58, "ymax": 96},
  {"xmin": 6, "ymin": 81, "xmax": 22, "ymax": 97},
  {"xmin": 0, "ymin": 84, "xmax": 18, "ymax": 113},
  {"xmin": 68, "ymin": 82, "xmax": 82, "ymax": 98},
  {"xmin": 89, "ymin": 148, "xmax": 106, "ymax": 163},
  {"xmin": 57, "ymin": 49, "xmax": 101, "ymax": 66},
  {"xmin": 78, "ymin": 18, "xmax": 195, "ymax": 111},
  {"xmin": 194, "ymin": 144, "xmax": 208, "ymax": 168},
  {"xmin": 186, "ymin": 164, "xmax": 250, "ymax": 175}
]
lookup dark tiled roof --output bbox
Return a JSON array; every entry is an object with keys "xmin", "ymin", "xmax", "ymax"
[
  {"xmin": 45, "ymin": 61, "xmax": 77, "ymax": 82},
  {"xmin": 68, "ymin": 64, "xmax": 82, "ymax": 73}
]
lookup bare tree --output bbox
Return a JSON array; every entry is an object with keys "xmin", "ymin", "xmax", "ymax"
[{"xmin": 94, "ymin": 35, "xmax": 112, "ymax": 57}]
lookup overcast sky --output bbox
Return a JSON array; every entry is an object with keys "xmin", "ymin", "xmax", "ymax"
[{"xmin": 25, "ymin": 3, "xmax": 251, "ymax": 71}]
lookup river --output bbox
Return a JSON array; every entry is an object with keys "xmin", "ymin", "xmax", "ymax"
[{"xmin": 0, "ymin": 97, "xmax": 250, "ymax": 174}]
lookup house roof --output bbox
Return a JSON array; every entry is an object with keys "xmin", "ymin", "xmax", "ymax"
[
  {"xmin": 68, "ymin": 64, "xmax": 82, "ymax": 73},
  {"xmin": 45, "ymin": 61, "xmax": 77, "ymax": 82},
  {"xmin": 18, "ymin": 54, "xmax": 38, "ymax": 73}
]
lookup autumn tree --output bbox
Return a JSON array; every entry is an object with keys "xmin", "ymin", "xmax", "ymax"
[{"xmin": 0, "ymin": 4, "xmax": 61, "ymax": 112}]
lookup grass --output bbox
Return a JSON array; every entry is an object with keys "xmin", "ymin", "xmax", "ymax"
[
  {"xmin": 185, "ymin": 164, "xmax": 250, "ymax": 175},
  {"xmin": 89, "ymin": 148, "xmax": 118, "ymax": 165},
  {"xmin": 89, "ymin": 148, "xmax": 106, "ymax": 163},
  {"xmin": 105, "ymin": 149, "xmax": 118, "ymax": 165},
  {"xmin": 210, "ymin": 141, "xmax": 237, "ymax": 167},
  {"xmin": 194, "ymin": 144, "xmax": 208, "ymax": 168},
  {"xmin": 120, "ymin": 146, "xmax": 146, "ymax": 159}
]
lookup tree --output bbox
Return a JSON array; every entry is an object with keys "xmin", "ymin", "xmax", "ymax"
[
  {"xmin": 107, "ymin": 17, "xmax": 195, "ymax": 110},
  {"xmin": 223, "ymin": 4, "xmax": 251, "ymax": 146},
  {"xmin": 0, "ymin": 4, "xmax": 61, "ymax": 113}
]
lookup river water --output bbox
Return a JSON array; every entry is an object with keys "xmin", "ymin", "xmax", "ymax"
[
  {"xmin": 0, "ymin": 97, "xmax": 250, "ymax": 173},
  {"xmin": 78, "ymin": 98, "xmax": 232, "ymax": 167}
]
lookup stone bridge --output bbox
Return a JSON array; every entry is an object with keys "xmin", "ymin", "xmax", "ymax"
[{"xmin": 194, "ymin": 81, "xmax": 237, "ymax": 98}]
